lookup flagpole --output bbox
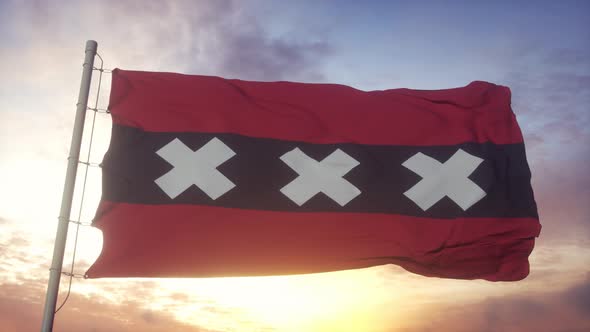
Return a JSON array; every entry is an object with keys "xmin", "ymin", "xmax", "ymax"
[{"xmin": 40, "ymin": 40, "xmax": 98, "ymax": 332}]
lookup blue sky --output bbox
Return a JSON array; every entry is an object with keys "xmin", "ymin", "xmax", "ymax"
[{"xmin": 0, "ymin": 1, "xmax": 589, "ymax": 331}]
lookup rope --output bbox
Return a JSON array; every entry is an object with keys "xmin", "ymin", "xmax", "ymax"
[
  {"xmin": 68, "ymin": 219, "xmax": 93, "ymax": 227},
  {"xmin": 61, "ymin": 272, "xmax": 87, "ymax": 278},
  {"xmin": 93, "ymin": 53, "xmax": 112, "ymax": 73},
  {"xmin": 93, "ymin": 68, "xmax": 112, "ymax": 73},
  {"xmin": 87, "ymin": 107, "xmax": 109, "ymax": 114},
  {"xmin": 77, "ymin": 161, "xmax": 101, "ymax": 167},
  {"xmin": 55, "ymin": 52, "xmax": 107, "ymax": 313}
]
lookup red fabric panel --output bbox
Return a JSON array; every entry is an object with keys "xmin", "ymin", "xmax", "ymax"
[
  {"xmin": 107, "ymin": 69, "xmax": 524, "ymax": 145},
  {"xmin": 86, "ymin": 202, "xmax": 541, "ymax": 281}
]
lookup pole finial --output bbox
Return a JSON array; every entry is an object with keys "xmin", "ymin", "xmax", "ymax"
[{"xmin": 85, "ymin": 40, "xmax": 98, "ymax": 53}]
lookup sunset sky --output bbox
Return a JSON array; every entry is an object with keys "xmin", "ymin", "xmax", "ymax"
[{"xmin": 1, "ymin": 0, "xmax": 589, "ymax": 331}]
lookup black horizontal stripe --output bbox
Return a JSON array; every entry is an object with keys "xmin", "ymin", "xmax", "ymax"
[{"xmin": 100, "ymin": 124, "xmax": 537, "ymax": 219}]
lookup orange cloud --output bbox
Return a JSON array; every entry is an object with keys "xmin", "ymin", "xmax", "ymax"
[{"xmin": 0, "ymin": 281, "xmax": 215, "ymax": 332}]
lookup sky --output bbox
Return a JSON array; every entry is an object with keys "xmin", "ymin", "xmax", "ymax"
[{"xmin": 0, "ymin": 0, "xmax": 589, "ymax": 331}]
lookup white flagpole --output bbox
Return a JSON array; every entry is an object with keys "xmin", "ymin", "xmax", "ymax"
[{"xmin": 40, "ymin": 40, "xmax": 98, "ymax": 332}]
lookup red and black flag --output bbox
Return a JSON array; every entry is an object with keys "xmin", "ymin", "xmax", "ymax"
[{"xmin": 86, "ymin": 69, "xmax": 540, "ymax": 281}]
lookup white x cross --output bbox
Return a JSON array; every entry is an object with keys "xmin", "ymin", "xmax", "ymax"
[
  {"xmin": 280, "ymin": 148, "xmax": 361, "ymax": 206},
  {"xmin": 402, "ymin": 149, "xmax": 486, "ymax": 211},
  {"xmin": 154, "ymin": 137, "xmax": 236, "ymax": 200}
]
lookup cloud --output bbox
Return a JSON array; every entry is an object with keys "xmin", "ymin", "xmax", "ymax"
[
  {"xmin": 0, "ymin": 0, "xmax": 335, "ymax": 167},
  {"xmin": 215, "ymin": 26, "xmax": 332, "ymax": 81},
  {"xmin": 543, "ymin": 48, "xmax": 590, "ymax": 67},
  {"xmin": 563, "ymin": 276, "xmax": 590, "ymax": 315},
  {"xmin": 6, "ymin": 234, "xmax": 29, "ymax": 247},
  {"xmin": 1, "ymin": 0, "xmax": 333, "ymax": 81},
  {"xmin": 93, "ymin": 0, "xmax": 333, "ymax": 81},
  {"xmin": 403, "ymin": 277, "xmax": 590, "ymax": 332},
  {"xmin": 0, "ymin": 232, "xmax": 44, "ymax": 276},
  {"xmin": 0, "ymin": 281, "xmax": 216, "ymax": 332},
  {"xmin": 504, "ymin": 47, "xmax": 590, "ymax": 150},
  {"xmin": 494, "ymin": 45, "xmax": 590, "ymax": 242}
]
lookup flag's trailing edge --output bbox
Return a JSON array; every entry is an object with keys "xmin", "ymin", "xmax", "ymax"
[{"xmin": 86, "ymin": 69, "xmax": 540, "ymax": 281}]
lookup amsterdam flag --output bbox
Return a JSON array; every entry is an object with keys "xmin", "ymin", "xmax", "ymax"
[{"xmin": 86, "ymin": 69, "xmax": 540, "ymax": 281}]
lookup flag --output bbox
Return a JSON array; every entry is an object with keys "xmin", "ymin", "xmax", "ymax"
[{"xmin": 86, "ymin": 69, "xmax": 540, "ymax": 281}]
